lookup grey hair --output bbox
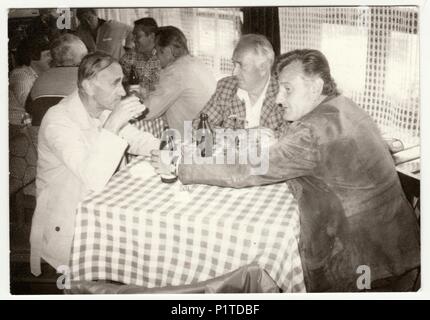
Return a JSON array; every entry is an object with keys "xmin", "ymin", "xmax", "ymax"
[
  {"xmin": 77, "ymin": 52, "xmax": 117, "ymax": 90},
  {"xmin": 50, "ymin": 33, "xmax": 88, "ymax": 67},
  {"xmin": 233, "ymin": 34, "xmax": 275, "ymax": 66}
]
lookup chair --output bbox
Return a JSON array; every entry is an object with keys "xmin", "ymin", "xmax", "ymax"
[
  {"xmin": 26, "ymin": 96, "xmax": 64, "ymax": 126},
  {"xmin": 9, "ymin": 125, "xmax": 38, "ymax": 228}
]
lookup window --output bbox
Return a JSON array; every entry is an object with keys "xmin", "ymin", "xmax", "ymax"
[
  {"xmin": 98, "ymin": 8, "xmax": 242, "ymax": 80},
  {"xmin": 279, "ymin": 6, "xmax": 420, "ymax": 146}
]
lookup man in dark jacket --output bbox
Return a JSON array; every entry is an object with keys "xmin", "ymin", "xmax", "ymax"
[{"xmin": 151, "ymin": 49, "xmax": 420, "ymax": 292}]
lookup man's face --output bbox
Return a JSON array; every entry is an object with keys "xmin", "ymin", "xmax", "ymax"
[
  {"xmin": 90, "ymin": 63, "xmax": 126, "ymax": 110},
  {"xmin": 155, "ymin": 45, "xmax": 173, "ymax": 69},
  {"xmin": 276, "ymin": 61, "xmax": 318, "ymax": 121},
  {"xmin": 80, "ymin": 12, "xmax": 99, "ymax": 31},
  {"xmin": 34, "ymin": 49, "xmax": 52, "ymax": 72},
  {"xmin": 232, "ymin": 49, "xmax": 268, "ymax": 92},
  {"xmin": 133, "ymin": 28, "xmax": 154, "ymax": 54}
]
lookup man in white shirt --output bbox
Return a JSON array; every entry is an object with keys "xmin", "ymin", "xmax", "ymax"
[{"xmin": 30, "ymin": 52, "xmax": 160, "ymax": 276}]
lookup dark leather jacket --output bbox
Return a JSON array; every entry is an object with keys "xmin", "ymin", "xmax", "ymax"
[{"xmin": 179, "ymin": 94, "xmax": 420, "ymax": 291}]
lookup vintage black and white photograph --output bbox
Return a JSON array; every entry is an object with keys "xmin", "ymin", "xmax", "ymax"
[{"xmin": 6, "ymin": 3, "xmax": 423, "ymax": 296}]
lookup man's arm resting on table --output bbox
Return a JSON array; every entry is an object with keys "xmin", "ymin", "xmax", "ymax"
[
  {"xmin": 177, "ymin": 125, "xmax": 318, "ymax": 188},
  {"xmin": 44, "ymin": 120, "xmax": 128, "ymax": 192}
]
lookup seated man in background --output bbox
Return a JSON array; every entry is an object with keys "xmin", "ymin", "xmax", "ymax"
[
  {"xmin": 142, "ymin": 26, "xmax": 216, "ymax": 137},
  {"xmin": 76, "ymin": 8, "xmax": 133, "ymax": 61},
  {"xmin": 195, "ymin": 34, "xmax": 285, "ymax": 135},
  {"xmin": 152, "ymin": 49, "xmax": 420, "ymax": 292},
  {"xmin": 9, "ymin": 36, "xmax": 51, "ymax": 130},
  {"xmin": 28, "ymin": 33, "xmax": 88, "ymax": 125},
  {"xmin": 119, "ymin": 17, "xmax": 161, "ymax": 93},
  {"xmin": 30, "ymin": 52, "xmax": 160, "ymax": 276}
]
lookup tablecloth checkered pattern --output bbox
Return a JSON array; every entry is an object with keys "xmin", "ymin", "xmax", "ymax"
[
  {"xmin": 70, "ymin": 157, "xmax": 306, "ymax": 292},
  {"xmin": 132, "ymin": 117, "xmax": 165, "ymax": 139}
]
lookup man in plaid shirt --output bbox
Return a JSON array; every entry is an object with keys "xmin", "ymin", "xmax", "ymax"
[
  {"xmin": 196, "ymin": 34, "xmax": 285, "ymax": 136},
  {"xmin": 119, "ymin": 17, "xmax": 161, "ymax": 93}
]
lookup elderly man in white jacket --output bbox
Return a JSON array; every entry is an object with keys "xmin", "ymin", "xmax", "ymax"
[{"xmin": 30, "ymin": 52, "xmax": 160, "ymax": 276}]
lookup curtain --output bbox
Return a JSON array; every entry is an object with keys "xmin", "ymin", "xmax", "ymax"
[
  {"xmin": 242, "ymin": 7, "xmax": 281, "ymax": 56},
  {"xmin": 279, "ymin": 6, "xmax": 419, "ymax": 146},
  {"xmin": 96, "ymin": 8, "xmax": 242, "ymax": 80}
]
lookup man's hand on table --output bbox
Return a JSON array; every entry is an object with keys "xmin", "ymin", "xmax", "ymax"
[
  {"xmin": 103, "ymin": 96, "xmax": 146, "ymax": 134},
  {"xmin": 150, "ymin": 149, "xmax": 178, "ymax": 177}
]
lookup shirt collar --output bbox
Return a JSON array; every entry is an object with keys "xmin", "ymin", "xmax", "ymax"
[{"xmin": 236, "ymin": 75, "xmax": 271, "ymax": 103}]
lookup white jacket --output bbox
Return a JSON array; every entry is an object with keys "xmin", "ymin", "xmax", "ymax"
[{"xmin": 30, "ymin": 90, "xmax": 160, "ymax": 275}]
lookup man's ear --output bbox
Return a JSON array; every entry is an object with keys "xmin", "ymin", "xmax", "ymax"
[
  {"xmin": 311, "ymin": 77, "xmax": 324, "ymax": 96},
  {"xmin": 81, "ymin": 79, "xmax": 95, "ymax": 96},
  {"xmin": 257, "ymin": 59, "xmax": 271, "ymax": 77}
]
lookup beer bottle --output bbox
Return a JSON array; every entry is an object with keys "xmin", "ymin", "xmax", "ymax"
[
  {"xmin": 128, "ymin": 65, "xmax": 140, "ymax": 96},
  {"xmin": 159, "ymin": 128, "xmax": 178, "ymax": 184},
  {"xmin": 127, "ymin": 65, "xmax": 147, "ymax": 124},
  {"xmin": 196, "ymin": 113, "xmax": 213, "ymax": 157}
]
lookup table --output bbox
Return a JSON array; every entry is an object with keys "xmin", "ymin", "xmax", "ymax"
[{"xmin": 69, "ymin": 157, "xmax": 306, "ymax": 293}]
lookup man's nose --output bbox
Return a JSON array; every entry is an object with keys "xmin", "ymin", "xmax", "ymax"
[
  {"xmin": 232, "ymin": 64, "xmax": 240, "ymax": 76},
  {"xmin": 275, "ymin": 88, "xmax": 284, "ymax": 105},
  {"xmin": 118, "ymin": 85, "xmax": 127, "ymax": 97}
]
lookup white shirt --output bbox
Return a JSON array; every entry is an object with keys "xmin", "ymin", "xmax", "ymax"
[{"xmin": 236, "ymin": 76, "xmax": 271, "ymax": 128}]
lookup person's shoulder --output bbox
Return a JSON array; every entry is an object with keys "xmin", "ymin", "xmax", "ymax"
[
  {"xmin": 106, "ymin": 19, "xmax": 130, "ymax": 30},
  {"xmin": 215, "ymin": 76, "xmax": 238, "ymax": 92},
  {"xmin": 10, "ymin": 66, "xmax": 29, "ymax": 79},
  {"xmin": 45, "ymin": 90, "xmax": 79, "ymax": 116},
  {"xmin": 41, "ymin": 98, "xmax": 69, "ymax": 127},
  {"xmin": 119, "ymin": 50, "xmax": 134, "ymax": 63}
]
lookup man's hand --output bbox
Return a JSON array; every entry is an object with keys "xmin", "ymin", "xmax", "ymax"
[
  {"xmin": 103, "ymin": 96, "xmax": 146, "ymax": 134},
  {"xmin": 150, "ymin": 149, "xmax": 174, "ymax": 176}
]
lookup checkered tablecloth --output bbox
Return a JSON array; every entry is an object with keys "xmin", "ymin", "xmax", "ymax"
[{"xmin": 69, "ymin": 157, "xmax": 306, "ymax": 292}]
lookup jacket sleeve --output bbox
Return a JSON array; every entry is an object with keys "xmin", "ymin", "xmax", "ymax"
[
  {"xmin": 178, "ymin": 122, "xmax": 318, "ymax": 188},
  {"xmin": 193, "ymin": 79, "xmax": 226, "ymax": 129},
  {"xmin": 119, "ymin": 124, "xmax": 161, "ymax": 156},
  {"xmin": 43, "ymin": 117, "xmax": 128, "ymax": 193}
]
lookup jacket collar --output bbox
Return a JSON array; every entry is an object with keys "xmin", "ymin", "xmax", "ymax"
[{"xmin": 64, "ymin": 90, "xmax": 101, "ymax": 130}]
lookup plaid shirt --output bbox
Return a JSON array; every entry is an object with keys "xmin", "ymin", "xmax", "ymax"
[
  {"xmin": 119, "ymin": 50, "xmax": 161, "ymax": 91},
  {"xmin": 197, "ymin": 76, "xmax": 286, "ymax": 134}
]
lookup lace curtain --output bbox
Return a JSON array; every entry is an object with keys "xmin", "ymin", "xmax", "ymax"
[
  {"xmin": 97, "ymin": 8, "xmax": 242, "ymax": 80},
  {"xmin": 279, "ymin": 6, "xmax": 419, "ymax": 146}
]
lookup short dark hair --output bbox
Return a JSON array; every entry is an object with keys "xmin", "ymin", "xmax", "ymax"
[
  {"xmin": 15, "ymin": 36, "xmax": 50, "ymax": 66},
  {"xmin": 155, "ymin": 26, "xmax": 189, "ymax": 59},
  {"xmin": 275, "ymin": 49, "xmax": 339, "ymax": 96},
  {"xmin": 76, "ymin": 8, "xmax": 97, "ymax": 21},
  {"xmin": 134, "ymin": 17, "xmax": 158, "ymax": 35},
  {"xmin": 77, "ymin": 52, "xmax": 117, "ymax": 90}
]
